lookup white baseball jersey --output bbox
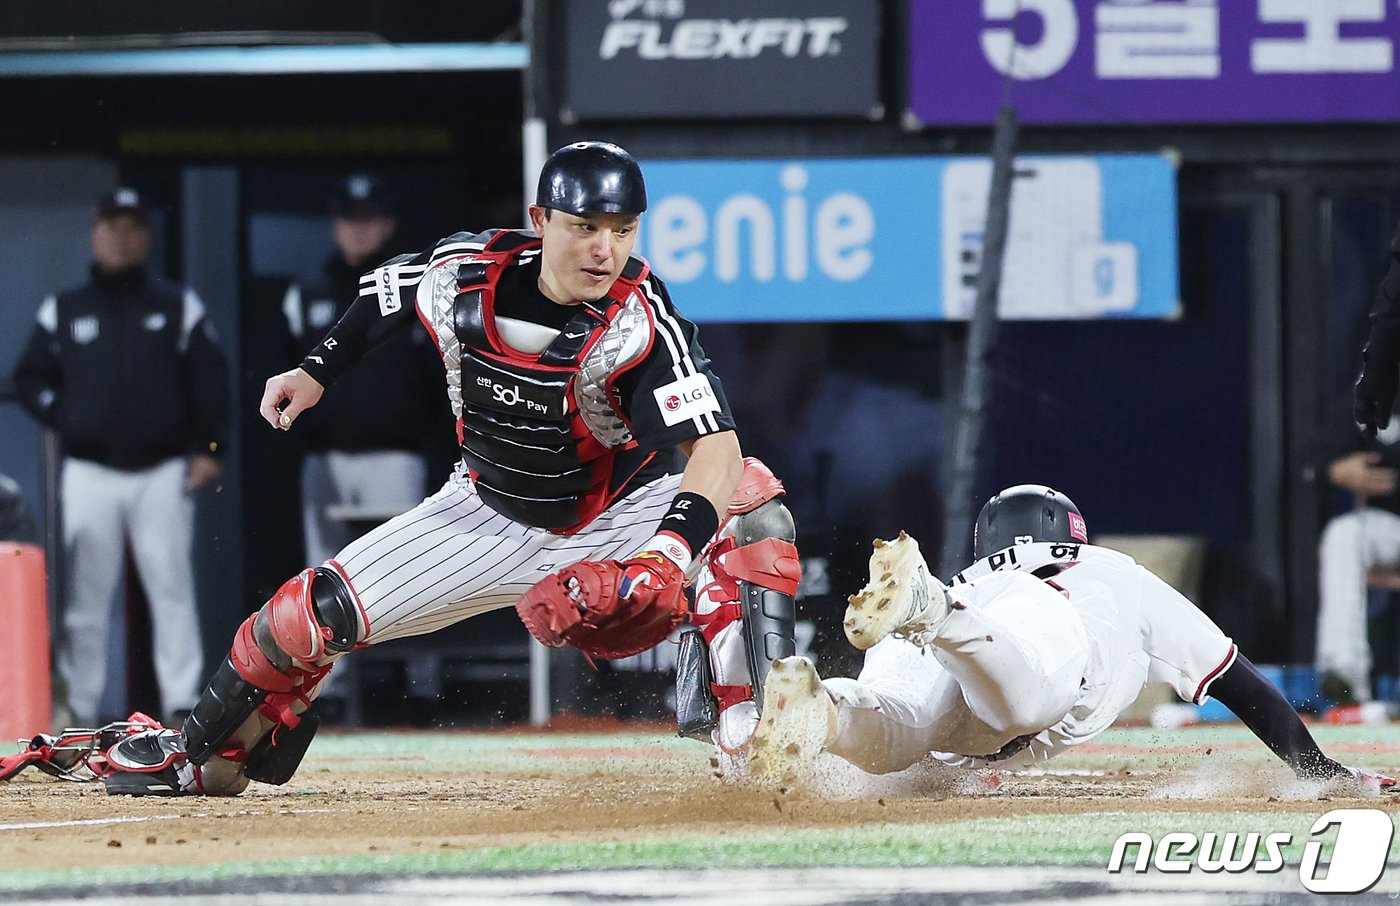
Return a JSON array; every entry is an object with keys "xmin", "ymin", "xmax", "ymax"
[
  {"xmin": 941, "ymin": 542, "xmax": 1236, "ymax": 767},
  {"xmin": 825, "ymin": 542, "xmax": 1236, "ymax": 774}
]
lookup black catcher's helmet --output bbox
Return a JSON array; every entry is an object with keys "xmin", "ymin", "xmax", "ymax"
[
  {"xmin": 535, "ymin": 141, "xmax": 647, "ymax": 216},
  {"xmin": 973, "ymin": 484, "xmax": 1087, "ymax": 559}
]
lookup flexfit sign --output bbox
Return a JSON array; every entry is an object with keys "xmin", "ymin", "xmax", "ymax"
[
  {"xmin": 637, "ymin": 154, "xmax": 1178, "ymax": 323},
  {"xmin": 561, "ymin": 0, "xmax": 881, "ymax": 120},
  {"xmin": 909, "ymin": 0, "xmax": 1400, "ymax": 126}
]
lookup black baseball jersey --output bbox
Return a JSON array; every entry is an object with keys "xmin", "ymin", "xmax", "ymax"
[
  {"xmin": 282, "ymin": 249, "xmax": 444, "ymax": 454},
  {"xmin": 1361, "ymin": 222, "xmax": 1400, "ymax": 373},
  {"xmin": 297, "ymin": 228, "xmax": 735, "ymax": 531},
  {"xmin": 13, "ymin": 264, "xmax": 230, "ymax": 470}
]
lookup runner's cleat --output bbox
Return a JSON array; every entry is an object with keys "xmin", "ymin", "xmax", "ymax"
[
  {"xmin": 749, "ymin": 656, "xmax": 836, "ymax": 790},
  {"xmin": 843, "ymin": 531, "xmax": 951, "ymax": 650}
]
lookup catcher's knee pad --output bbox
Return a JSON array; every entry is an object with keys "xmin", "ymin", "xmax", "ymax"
[
  {"xmin": 184, "ymin": 566, "xmax": 364, "ymax": 769},
  {"xmin": 680, "ymin": 458, "xmax": 801, "ymax": 740}
]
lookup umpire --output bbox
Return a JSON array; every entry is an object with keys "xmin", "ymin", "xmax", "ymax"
[{"xmin": 12, "ymin": 187, "xmax": 230, "ymax": 727}]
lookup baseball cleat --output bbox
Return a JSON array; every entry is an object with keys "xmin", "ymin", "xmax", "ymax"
[
  {"xmin": 843, "ymin": 531, "xmax": 950, "ymax": 650},
  {"xmin": 749, "ymin": 656, "xmax": 836, "ymax": 789},
  {"xmin": 103, "ymin": 729, "xmax": 197, "ymax": 796}
]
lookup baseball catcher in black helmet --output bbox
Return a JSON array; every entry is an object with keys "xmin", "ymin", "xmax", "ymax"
[
  {"xmin": 536, "ymin": 141, "xmax": 648, "ymax": 216},
  {"xmin": 92, "ymin": 135, "xmax": 800, "ymax": 797},
  {"xmin": 973, "ymin": 483, "xmax": 1088, "ymax": 560}
]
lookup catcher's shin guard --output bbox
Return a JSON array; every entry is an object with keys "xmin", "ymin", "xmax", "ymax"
[
  {"xmin": 684, "ymin": 458, "xmax": 801, "ymax": 741},
  {"xmin": 244, "ymin": 709, "xmax": 322, "ymax": 784},
  {"xmin": 182, "ymin": 656, "xmax": 267, "ymax": 766},
  {"xmin": 185, "ymin": 565, "xmax": 363, "ymax": 771},
  {"xmin": 731, "ymin": 497, "xmax": 800, "ymax": 705}
]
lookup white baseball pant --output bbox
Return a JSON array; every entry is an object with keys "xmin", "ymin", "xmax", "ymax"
[
  {"xmin": 1315, "ymin": 507, "xmax": 1400, "ymax": 702},
  {"xmin": 332, "ymin": 467, "xmax": 683, "ymax": 645},
  {"xmin": 823, "ymin": 571, "xmax": 1089, "ymax": 775},
  {"xmin": 60, "ymin": 457, "xmax": 204, "ymax": 724}
]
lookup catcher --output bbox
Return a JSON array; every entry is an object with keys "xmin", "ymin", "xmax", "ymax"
[
  {"xmin": 750, "ymin": 484, "xmax": 1396, "ymax": 796},
  {"xmin": 97, "ymin": 141, "xmax": 798, "ymax": 795}
]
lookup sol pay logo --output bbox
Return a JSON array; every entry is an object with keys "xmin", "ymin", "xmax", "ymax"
[
  {"xmin": 1108, "ymin": 808, "xmax": 1394, "ymax": 894},
  {"xmin": 477, "ymin": 376, "xmax": 546, "ymax": 414}
]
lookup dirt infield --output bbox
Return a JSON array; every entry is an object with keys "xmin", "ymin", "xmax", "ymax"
[
  {"xmin": 2, "ymin": 744, "xmax": 1393, "ymax": 876},
  {"xmin": 2, "ymin": 721, "xmax": 1399, "ymax": 906}
]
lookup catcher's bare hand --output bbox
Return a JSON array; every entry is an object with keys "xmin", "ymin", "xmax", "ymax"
[
  {"xmin": 260, "ymin": 367, "xmax": 324, "ymax": 431},
  {"xmin": 515, "ymin": 553, "xmax": 688, "ymax": 660}
]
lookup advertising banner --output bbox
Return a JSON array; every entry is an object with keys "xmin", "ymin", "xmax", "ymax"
[
  {"xmin": 638, "ymin": 153, "xmax": 1179, "ymax": 322},
  {"xmin": 562, "ymin": 0, "xmax": 881, "ymax": 120},
  {"xmin": 908, "ymin": 0, "xmax": 1400, "ymax": 126}
]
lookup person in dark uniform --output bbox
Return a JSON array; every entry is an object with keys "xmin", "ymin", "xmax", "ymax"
[
  {"xmin": 1354, "ymin": 218, "xmax": 1400, "ymax": 439},
  {"xmin": 281, "ymin": 175, "xmax": 445, "ymax": 568},
  {"xmin": 103, "ymin": 142, "xmax": 801, "ymax": 795},
  {"xmin": 12, "ymin": 188, "xmax": 230, "ymax": 727},
  {"xmin": 1314, "ymin": 410, "xmax": 1400, "ymax": 705},
  {"xmin": 1336, "ymin": 219, "xmax": 1400, "ymax": 703}
]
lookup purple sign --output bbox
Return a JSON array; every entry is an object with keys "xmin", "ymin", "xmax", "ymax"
[{"xmin": 909, "ymin": 0, "xmax": 1400, "ymax": 126}]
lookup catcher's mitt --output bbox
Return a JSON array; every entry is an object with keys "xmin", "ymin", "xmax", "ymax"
[{"xmin": 515, "ymin": 553, "xmax": 688, "ymax": 659}]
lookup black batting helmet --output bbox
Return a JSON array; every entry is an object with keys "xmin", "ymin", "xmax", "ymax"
[
  {"xmin": 973, "ymin": 484, "xmax": 1088, "ymax": 559},
  {"xmin": 535, "ymin": 141, "xmax": 647, "ymax": 216}
]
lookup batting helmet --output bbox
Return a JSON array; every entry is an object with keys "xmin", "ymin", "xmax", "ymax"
[
  {"xmin": 973, "ymin": 484, "xmax": 1087, "ymax": 560},
  {"xmin": 535, "ymin": 142, "xmax": 647, "ymax": 216}
]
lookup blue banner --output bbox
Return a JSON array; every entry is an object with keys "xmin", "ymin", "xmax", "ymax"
[
  {"xmin": 638, "ymin": 154, "xmax": 1179, "ymax": 323},
  {"xmin": 908, "ymin": 0, "xmax": 1400, "ymax": 127}
]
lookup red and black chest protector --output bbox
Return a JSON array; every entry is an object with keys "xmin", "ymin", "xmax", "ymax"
[{"xmin": 451, "ymin": 231, "xmax": 650, "ymax": 532}]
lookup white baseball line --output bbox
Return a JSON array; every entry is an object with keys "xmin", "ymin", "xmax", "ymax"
[
  {"xmin": 0, "ymin": 808, "xmax": 333, "ymax": 831},
  {"xmin": 0, "ymin": 814, "xmax": 191, "ymax": 831}
]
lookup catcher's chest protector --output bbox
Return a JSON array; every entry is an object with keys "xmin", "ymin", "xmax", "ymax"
[{"xmin": 436, "ymin": 233, "xmax": 650, "ymax": 530}]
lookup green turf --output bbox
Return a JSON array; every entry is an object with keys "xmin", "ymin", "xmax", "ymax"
[
  {"xmin": 297, "ymin": 723, "xmax": 1400, "ymax": 775},
  {"xmin": 301, "ymin": 729, "xmax": 708, "ymax": 775},
  {"xmin": 0, "ymin": 810, "xmax": 1388, "ymax": 891}
]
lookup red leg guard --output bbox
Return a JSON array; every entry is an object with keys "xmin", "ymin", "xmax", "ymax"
[
  {"xmin": 265, "ymin": 568, "xmax": 335, "ymax": 664},
  {"xmin": 227, "ymin": 569, "xmax": 343, "ymax": 728},
  {"xmin": 230, "ymin": 616, "xmax": 297, "ymax": 693},
  {"xmin": 722, "ymin": 537, "xmax": 801, "ymax": 596},
  {"xmin": 728, "ymin": 457, "xmax": 786, "ymax": 515}
]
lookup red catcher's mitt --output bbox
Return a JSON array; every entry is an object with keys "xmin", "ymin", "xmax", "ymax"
[{"xmin": 515, "ymin": 553, "xmax": 688, "ymax": 660}]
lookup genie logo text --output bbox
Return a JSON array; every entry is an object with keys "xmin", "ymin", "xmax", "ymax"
[{"xmin": 1108, "ymin": 809, "xmax": 1394, "ymax": 894}]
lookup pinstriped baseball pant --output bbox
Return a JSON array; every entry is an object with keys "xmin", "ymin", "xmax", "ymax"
[{"xmin": 329, "ymin": 467, "xmax": 683, "ymax": 647}]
